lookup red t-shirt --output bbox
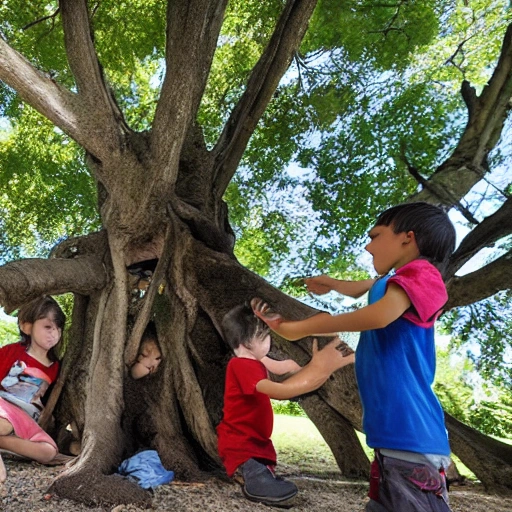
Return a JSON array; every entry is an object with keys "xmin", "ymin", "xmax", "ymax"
[
  {"xmin": 0, "ymin": 342, "xmax": 59, "ymax": 382},
  {"xmin": 217, "ymin": 357, "xmax": 276, "ymax": 476}
]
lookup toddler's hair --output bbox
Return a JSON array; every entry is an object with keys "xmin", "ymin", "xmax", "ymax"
[
  {"xmin": 376, "ymin": 202, "xmax": 456, "ymax": 269},
  {"xmin": 18, "ymin": 295, "xmax": 66, "ymax": 361},
  {"xmin": 221, "ymin": 303, "xmax": 270, "ymax": 351},
  {"xmin": 141, "ymin": 321, "xmax": 158, "ymax": 346}
]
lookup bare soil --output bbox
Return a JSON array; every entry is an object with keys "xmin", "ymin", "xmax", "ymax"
[{"xmin": 1, "ymin": 454, "xmax": 511, "ymax": 512}]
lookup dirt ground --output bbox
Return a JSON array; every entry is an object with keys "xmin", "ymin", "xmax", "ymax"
[{"xmin": 1, "ymin": 454, "xmax": 512, "ymax": 512}]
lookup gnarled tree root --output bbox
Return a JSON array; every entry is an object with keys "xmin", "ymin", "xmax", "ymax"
[{"xmin": 49, "ymin": 470, "xmax": 152, "ymax": 507}]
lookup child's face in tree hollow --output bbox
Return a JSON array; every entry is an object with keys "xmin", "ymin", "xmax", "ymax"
[{"xmin": 130, "ymin": 339, "xmax": 162, "ymax": 379}]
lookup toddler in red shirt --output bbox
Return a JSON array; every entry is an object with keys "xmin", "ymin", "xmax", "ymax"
[{"xmin": 217, "ymin": 303, "xmax": 353, "ymax": 505}]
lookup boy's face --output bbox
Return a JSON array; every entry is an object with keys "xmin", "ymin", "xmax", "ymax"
[{"xmin": 365, "ymin": 224, "xmax": 419, "ymax": 275}]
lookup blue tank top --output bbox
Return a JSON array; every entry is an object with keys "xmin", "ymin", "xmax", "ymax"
[{"xmin": 355, "ymin": 275, "xmax": 450, "ymax": 455}]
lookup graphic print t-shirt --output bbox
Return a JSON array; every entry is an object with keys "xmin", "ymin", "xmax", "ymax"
[{"xmin": 0, "ymin": 342, "xmax": 59, "ymax": 420}]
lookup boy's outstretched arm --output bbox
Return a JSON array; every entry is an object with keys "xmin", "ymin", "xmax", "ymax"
[
  {"xmin": 256, "ymin": 338, "xmax": 354, "ymax": 400},
  {"xmin": 305, "ymin": 275, "xmax": 376, "ymax": 299},
  {"xmin": 252, "ymin": 283, "xmax": 411, "ymax": 341}
]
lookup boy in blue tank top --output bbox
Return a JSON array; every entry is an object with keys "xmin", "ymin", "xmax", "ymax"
[{"xmin": 252, "ymin": 202, "xmax": 456, "ymax": 512}]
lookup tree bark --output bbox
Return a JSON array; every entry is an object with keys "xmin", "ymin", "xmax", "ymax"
[
  {"xmin": 300, "ymin": 394, "xmax": 370, "ymax": 478},
  {"xmin": 0, "ymin": 2, "xmax": 511, "ymax": 507},
  {"xmin": 0, "ymin": 254, "xmax": 107, "ymax": 313},
  {"xmin": 445, "ymin": 196, "xmax": 512, "ymax": 279},
  {"xmin": 446, "ymin": 251, "xmax": 512, "ymax": 309},
  {"xmin": 445, "ymin": 414, "xmax": 512, "ymax": 495}
]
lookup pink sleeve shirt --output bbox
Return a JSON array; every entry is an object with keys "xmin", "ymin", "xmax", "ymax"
[{"xmin": 387, "ymin": 259, "xmax": 448, "ymax": 328}]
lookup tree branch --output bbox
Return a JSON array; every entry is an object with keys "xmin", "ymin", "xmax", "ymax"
[
  {"xmin": 446, "ymin": 250, "xmax": 512, "ymax": 310},
  {"xmin": 22, "ymin": 7, "xmax": 60, "ymax": 31},
  {"xmin": 0, "ymin": 33, "xmax": 116, "ymax": 160},
  {"xmin": 59, "ymin": 0, "xmax": 127, "ymax": 159},
  {"xmin": 412, "ymin": 23, "xmax": 512, "ymax": 206},
  {"xmin": 151, "ymin": 0, "xmax": 228, "ymax": 184},
  {"xmin": 401, "ymin": 146, "xmax": 480, "ymax": 224},
  {"xmin": 0, "ymin": 37, "xmax": 89, "ymax": 146},
  {"xmin": 445, "ymin": 196, "xmax": 512, "ymax": 279},
  {"xmin": 445, "ymin": 413, "xmax": 512, "ymax": 495},
  {"xmin": 0, "ymin": 256, "xmax": 107, "ymax": 313},
  {"xmin": 211, "ymin": 0, "xmax": 318, "ymax": 198}
]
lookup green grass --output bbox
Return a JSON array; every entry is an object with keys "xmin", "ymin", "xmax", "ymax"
[
  {"xmin": 272, "ymin": 414, "xmax": 344, "ymax": 477},
  {"xmin": 273, "ymin": 414, "xmax": 481, "ymax": 481}
]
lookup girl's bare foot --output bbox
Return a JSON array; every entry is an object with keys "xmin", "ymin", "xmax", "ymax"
[{"xmin": 0, "ymin": 453, "xmax": 6, "ymax": 483}]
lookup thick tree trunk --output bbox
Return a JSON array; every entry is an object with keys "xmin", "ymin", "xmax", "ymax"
[
  {"xmin": 0, "ymin": 4, "xmax": 509, "ymax": 506},
  {"xmin": 300, "ymin": 394, "xmax": 369, "ymax": 478},
  {"xmin": 44, "ymin": 212, "xmax": 231, "ymax": 505},
  {"xmin": 445, "ymin": 414, "xmax": 512, "ymax": 495},
  {"xmin": 3, "ymin": 210, "xmax": 507, "ymax": 506}
]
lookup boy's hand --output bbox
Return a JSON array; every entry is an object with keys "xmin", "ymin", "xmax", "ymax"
[
  {"xmin": 310, "ymin": 337, "xmax": 355, "ymax": 373},
  {"xmin": 304, "ymin": 275, "xmax": 333, "ymax": 295},
  {"xmin": 251, "ymin": 298, "xmax": 284, "ymax": 330}
]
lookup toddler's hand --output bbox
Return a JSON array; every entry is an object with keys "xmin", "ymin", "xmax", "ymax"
[
  {"xmin": 261, "ymin": 356, "xmax": 301, "ymax": 375},
  {"xmin": 277, "ymin": 358, "xmax": 301, "ymax": 374},
  {"xmin": 251, "ymin": 298, "xmax": 284, "ymax": 330}
]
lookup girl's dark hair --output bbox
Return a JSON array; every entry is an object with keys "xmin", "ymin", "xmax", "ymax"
[
  {"xmin": 221, "ymin": 304, "xmax": 270, "ymax": 351},
  {"xmin": 17, "ymin": 296, "xmax": 66, "ymax": 362},
  {"xmin": 375, "ymin": 202, "xmax": 456, "ymax": 270}
]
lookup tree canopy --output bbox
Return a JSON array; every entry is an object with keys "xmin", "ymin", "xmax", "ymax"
[
  {"xmin": 0, "ymin": 0, "xmax": 511, "ymax": 506},
  {"xmin": 2, "ymin": 0, "xmax": 510, "ymax": 386}
]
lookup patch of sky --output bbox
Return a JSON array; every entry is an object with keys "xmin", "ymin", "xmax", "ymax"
[
  {"xmin": 0, "ymin": 117, "xmax": 11, "ymax": 130},
  {"xmin": 286, "ymin": 161, "xmax": 313, "ymax": 179},
  {"xmin": 0, "ymin": 117, "xmax": 12, "ymax": 141},
  {"xmin": 451, "ymin": 164, "xmax": 511, "ymax": 275},
  {"xmin": 149, "ymin": 58, "xmax": 165, "ymax": 89},
  {"xmin": 0, "ymin": 308, "xmax": 16, "ymax": 323}
]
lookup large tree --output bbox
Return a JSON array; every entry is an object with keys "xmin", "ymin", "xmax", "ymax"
[{"xmin": 0, "ymin": 0, "xmax": 511, "ymax": 506}]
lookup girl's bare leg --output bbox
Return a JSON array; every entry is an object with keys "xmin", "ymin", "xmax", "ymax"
[
  {"xmin": 0, "ymin": 435, "xmax": 57, "ymax": 464},
  {"xmin": 0, "ymin": 418, "xmax": 13, "ymax": 436},
  {"xmin": 0, "ymin": 452, "xmax": 6, "ymax": 482},
  {"xmin": 0, "ymin": 418, "xmax": 13, "ymax": 482}
]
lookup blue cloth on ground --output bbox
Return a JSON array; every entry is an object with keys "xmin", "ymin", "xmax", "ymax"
[{"xmin": 118, "ymin": 450, "xmax": 174, "ymax": 489}]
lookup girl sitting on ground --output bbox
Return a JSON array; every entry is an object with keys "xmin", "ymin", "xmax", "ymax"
[{"xmin": 0, "ymin": 296, "xmax": 66, "ymax": 482}]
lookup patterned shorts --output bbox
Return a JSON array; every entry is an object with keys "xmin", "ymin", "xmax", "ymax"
[{"xmin": 366, "ymin": 451, "xmax": 452, "ymax": 512}]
